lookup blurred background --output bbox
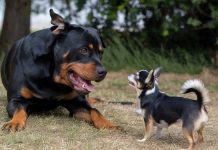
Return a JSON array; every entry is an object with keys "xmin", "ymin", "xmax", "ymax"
[{"xmin": 0, "ymin": 0, "xmax": 218, "ymax": 73}]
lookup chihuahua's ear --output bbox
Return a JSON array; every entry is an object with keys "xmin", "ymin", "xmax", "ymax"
[
  {"xmin": 154, "ymin": 67, "xmax": 161, "ymax": 79},
  {"xmin": 145, "ymin": 69, "xmax": 154, "ymax": 83},
  {"xmin": 50, "ymin": 9, "xmax": 65, "ymax": 35}
]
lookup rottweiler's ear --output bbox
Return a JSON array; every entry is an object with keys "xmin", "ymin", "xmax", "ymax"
[
  {"xmin": 97, "ymin": 30, "xmax": 106, "ymax": 48},
  {"xmin": 100, "ymin": 36, "xmax": 106, "ymax": 48},
  {"xmin": 49, "ymin": 9, "xmax": 65, "ymax": 34}
]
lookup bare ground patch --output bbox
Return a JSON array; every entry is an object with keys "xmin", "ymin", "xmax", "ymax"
[{"xmin": 0, "ymin": 71, "xmax": 218, "ymax": 150}]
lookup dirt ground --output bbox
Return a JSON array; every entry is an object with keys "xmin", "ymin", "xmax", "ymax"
[{"xmin": 0, "ymin": 70, "xmax": 217, "ymax": 150}]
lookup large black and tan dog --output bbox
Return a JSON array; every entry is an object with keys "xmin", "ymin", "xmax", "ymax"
[{"xmin": 1, "ymin": 9, "xmax": 117, "ymax": 132}]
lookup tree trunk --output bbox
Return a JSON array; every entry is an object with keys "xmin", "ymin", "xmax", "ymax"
[{"xmin": 0, "ymin": 0, "xmax": 31, "ymax": 54}]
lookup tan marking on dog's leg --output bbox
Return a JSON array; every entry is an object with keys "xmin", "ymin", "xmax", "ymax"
[
  {"xmin": 138, "ymin": 116, "xmax": 154, "ymax": 142},
  {"xmin": 74, "ymin": 108, "xmax": 119, "ymax": 129},
  {"xmin": 90, "ymin": 108, "xmax": 119, "ymax": 129},
  {"xmin": 197, "ymin": 126, "xmax": 204, "ymax": 143},
  {"xmin": 86, "ymin": 96, "xmax": 102, "ymax": 105},
  {"xmin": 74, "ymin": 109, "xmax": 92, "ymax": 122},
  {"xmin": 2, "ymin": 108, "xmax": 27, "ymax": 132},
  {"xmin": 183, "ymin": 128, "xmax": 195, "ymax": 150}
]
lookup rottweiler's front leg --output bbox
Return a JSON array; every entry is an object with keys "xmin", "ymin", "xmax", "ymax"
[
  {"xmin": 89, "ymin": 108, "xmax": 118, "ymax": 129},
  {"xmin": 2, "ymin": 99, "xmax": 28, "ymax": 132},
  {"xmin": 86, "ymin": 96, "xmax": 102, "ymax": 105},
  {"xmin": 61, "ymin": 99, "xmax": 118, "ymax": 129}
]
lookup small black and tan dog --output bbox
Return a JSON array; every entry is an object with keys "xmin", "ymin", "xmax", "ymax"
[
  {"xmin": 1, "ymin": 9, "xmax": 118, "ymax": 132},
  {"xmin": 128, "ymin": 67, "xmax": 210, "ymax": 150}
]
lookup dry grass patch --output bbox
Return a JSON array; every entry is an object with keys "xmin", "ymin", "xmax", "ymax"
[{"xmin": 0, "ymin": 71, "xmax": 218, "ymax": 150}]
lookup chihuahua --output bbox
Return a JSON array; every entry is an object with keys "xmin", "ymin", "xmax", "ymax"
[{"xmin": 128, "ymin": 68, "xmax": 210, "ymax": 150}]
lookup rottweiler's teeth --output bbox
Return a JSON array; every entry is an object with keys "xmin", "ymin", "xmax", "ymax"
[{"xmin": 82, "ymin": 84, "xmax": 86, "ymax": 88}]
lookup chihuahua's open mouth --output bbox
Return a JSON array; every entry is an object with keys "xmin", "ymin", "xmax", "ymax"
[
  {"xmin": 128, "ymin": 75, "xmax": 136, "ymax": 87},
  {"xmin": 128, "ymin": 81, "xmax": 135, "ymax": 87},
  {"xmin": 68, "ymin": 72, "xmax": 95, "ymax": 93}
]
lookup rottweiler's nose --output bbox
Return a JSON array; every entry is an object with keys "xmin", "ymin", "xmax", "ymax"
[
  {"xmin": 96, "ymin": 67, "xmax": 107, "ymax": 81},
  {"xmin": 97, "ymin": 69, "xmax": 107, "ymax": 77}
]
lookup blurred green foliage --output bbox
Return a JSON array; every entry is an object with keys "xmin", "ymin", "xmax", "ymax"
[
  {"xmin": 33, "ymin": 0, "xmax": 218, "ymax": 49},
  {"xmin": 102, "ymin": 31, "xmax": 208, "ymax": 73},
  {"xmin": 32, "ymin": 0, "xmax": 218, "ymax": 72}
]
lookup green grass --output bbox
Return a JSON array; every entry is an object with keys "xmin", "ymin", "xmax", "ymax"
[{"xmin": 102, "ymin": 34, "xmax": 209, "ymax": 74}]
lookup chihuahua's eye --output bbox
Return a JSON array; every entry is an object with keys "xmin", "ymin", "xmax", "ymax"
[{"xmin": 80, "ymin": 48, "xmax": 89, "ymax": 55}]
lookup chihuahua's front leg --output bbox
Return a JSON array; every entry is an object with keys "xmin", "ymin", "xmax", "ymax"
[{"xmin": 138, "ymin": 115, "xmax": 154, "ymax": 142}]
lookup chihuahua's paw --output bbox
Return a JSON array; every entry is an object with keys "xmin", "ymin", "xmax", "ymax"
[{"xmin": 137, "ymin": 137, "xmax": 147, "ymax": 142}]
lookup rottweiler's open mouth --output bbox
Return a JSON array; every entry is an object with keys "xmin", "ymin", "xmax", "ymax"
[{"xmin": 69, "ymin": 72, "xmax": 95, "ymax": 93}]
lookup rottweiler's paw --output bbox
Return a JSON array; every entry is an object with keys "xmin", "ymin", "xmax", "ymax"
[
  {"xmin": 90, "ymin": 108, "xmax": 120, "ymax": 130},
  {"xmin": 93, "ymin": 120, "xmax": 118, "ymax": 129},
  {"xmin": 2, "ymin": 120, "xmax": 25, "ymax": 132},
  {"xmin": 86, "ymin": 97, "xmax": 102, "ymax": 105}
]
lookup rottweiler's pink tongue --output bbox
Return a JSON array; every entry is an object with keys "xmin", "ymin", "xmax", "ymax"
[
  {"xmin": 82, "ymin": 82, "xmax": 95, "ymax": 92},
  {"xmin": 69, "ymin": 73, "xmax": 95, "ymax": 92}
]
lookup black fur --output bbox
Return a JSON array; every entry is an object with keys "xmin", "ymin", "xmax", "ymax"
[
  {"xmin": 1, "ymin": 9, "xmax": 107, "ymax": 129},
  {"xmin": 140, "ymin": 85, "xmax": 201, "ymax": 131},
  {"xmin": 128, "ymin": 68, "xmax": 209, "ymax": 149}
]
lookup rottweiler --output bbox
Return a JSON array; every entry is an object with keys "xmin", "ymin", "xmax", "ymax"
[{"xmin": 1, "ymin": 9, "xmax": 117, "ymax": 132}]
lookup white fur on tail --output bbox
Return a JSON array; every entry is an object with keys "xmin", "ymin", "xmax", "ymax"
[{"xmin": 181, "ymin": 79, "xmax": 210, "ymax": 104}]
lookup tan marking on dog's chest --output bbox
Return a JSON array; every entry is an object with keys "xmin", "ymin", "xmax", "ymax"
[
  {"xmin": 56, "ymin": 90, "xmax": 78, "ymax": 100},
  {"xmin": 20, "ymin": 87, "xmax": 42, "ymax": 99}
]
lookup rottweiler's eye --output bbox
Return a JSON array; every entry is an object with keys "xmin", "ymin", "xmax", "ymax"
[{"xmin": 80, "ymin": 48, "xmax": 89, "ymax": 55}]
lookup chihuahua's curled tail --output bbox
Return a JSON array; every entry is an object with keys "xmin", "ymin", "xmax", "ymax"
[{"xmin": 181, "ymin": 79, "xmax": 210, "ymax": 107}]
